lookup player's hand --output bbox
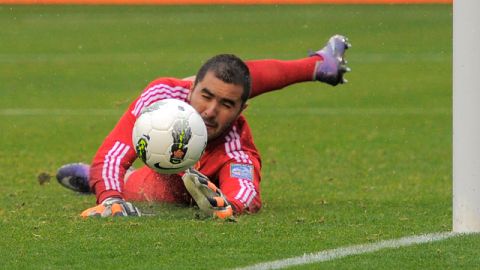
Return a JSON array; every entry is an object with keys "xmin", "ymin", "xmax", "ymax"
[
  {"xmin": 182, "ymin": 168, "xmax": 234, "ymax": 220},
  {"xmin": 80, "ymin": 197, "xmax": 141, "ymax": 218}
]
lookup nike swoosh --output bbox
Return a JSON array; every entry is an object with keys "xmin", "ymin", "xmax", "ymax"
[{"xmin": 153, "ymin": 163, "xmax": 183, "ymax": 171}]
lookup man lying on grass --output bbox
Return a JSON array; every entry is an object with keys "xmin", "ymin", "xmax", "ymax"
[{"xmin": 57, "ymin": 35, "xmax": 351, "ymax": 220}]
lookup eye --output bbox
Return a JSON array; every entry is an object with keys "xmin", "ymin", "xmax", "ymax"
[
  {"xmin": 199, "ymin": 88, "xmax": 214, "ymax": 100},
  {"xmin": 201, "ymin": 94, "xmax": 212, "ymax": 100},
  {"xmin": 222, "ymin": 101, "xmax": 234, "ymax": 109}
]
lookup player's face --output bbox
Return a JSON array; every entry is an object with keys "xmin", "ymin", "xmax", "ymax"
[{"xmin": 189, "ymin": 71, "xmax": 246, "ymax": 141}]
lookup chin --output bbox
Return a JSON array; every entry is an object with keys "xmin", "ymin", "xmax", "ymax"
[
  {"xmin": 206, "ymin": 129, "xmax": 223, "ymax": 142},
  {"xmin": 207, "ymin": 133, "xmax": 217, "ymax": 141}
]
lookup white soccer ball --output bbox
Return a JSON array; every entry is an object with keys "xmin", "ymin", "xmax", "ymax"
[{"xmin": 132, "ymin": 99, "xmax": 207, "ymax": 174}]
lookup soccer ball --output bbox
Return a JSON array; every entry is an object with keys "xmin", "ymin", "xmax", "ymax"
[{"xmin": 132, "ymin": 99, "xmax": 207, "ymax": 174}]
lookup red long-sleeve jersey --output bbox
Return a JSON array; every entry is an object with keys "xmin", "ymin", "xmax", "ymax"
[
  {"xmin": 89, "ymin": 56, "xmax": 321, "ymax": 213},
  {"xmin": 90, "ymin": 77, "xmax": 262, "ymax": 213},
  {"xmin": 90, "ymin": 78, "xmax": 192, "ymax": 202}
]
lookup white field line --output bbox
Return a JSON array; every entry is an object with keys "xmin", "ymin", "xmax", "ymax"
[
  {"xmin": 0, "ymin": 107, "xmax": 450, "ymax": 116},
  {"xmin": 233, "ymin": 232, "xmax": 463, "ymax": 270}
]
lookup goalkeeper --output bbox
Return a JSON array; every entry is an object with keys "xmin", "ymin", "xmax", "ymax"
[{"xmin": 57, "ymin": 35, "xmax": 351, "ymax": 219}]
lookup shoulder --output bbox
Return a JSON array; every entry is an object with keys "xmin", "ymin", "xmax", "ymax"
[
  {"xmin": 145, "ymin": 77, "xmax": 193, "ymax": 90},
  {"xmin": 130, "ymin": 78, "xmax": 193, "ymax": 117},
  {"xmin": 142, "ymin": 77, "xmax": 192, "ymax": 98}
]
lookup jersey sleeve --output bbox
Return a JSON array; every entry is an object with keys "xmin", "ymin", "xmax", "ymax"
[
  {"xmin": 217, "ymin": 157, "xmax": 262, "ymax": 214},
  {"xmin": 90, "ymin": 78, "xmax": 192, "ymax": 204},
  {"xmin": 89, "ymin": 101, "xmax": 139, "ymax": 204}
]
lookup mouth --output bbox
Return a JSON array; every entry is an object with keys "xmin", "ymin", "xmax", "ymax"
[
  {"xmin": 203, "ymin": 119, "xmax": 217, "ymax": 129},
  {"xmin": 205, "ymin": 124, "xmax": 217, "ymax": 132}
]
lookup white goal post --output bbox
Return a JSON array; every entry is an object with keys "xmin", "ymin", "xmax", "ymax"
[{"xmin": 453, "ymin": 0, "xmax": 480, "ymax": 232}]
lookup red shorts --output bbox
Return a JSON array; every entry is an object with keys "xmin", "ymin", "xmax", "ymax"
[{"xmin": 123, "ymin": 166, "xmax": 191, "ymax": 205}]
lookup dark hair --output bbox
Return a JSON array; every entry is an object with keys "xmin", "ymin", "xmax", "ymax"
[{"xmin": 194, "ymin": 54, "xmax": 251, "ymax": 105}]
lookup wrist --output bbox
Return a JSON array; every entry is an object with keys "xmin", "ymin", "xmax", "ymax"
[
  {"xmin": 97, "ymin": 190, "xmax": 124, "ymax": 204},
  {"xmin": 101, "ymin": 197, "xmax": 124, "ymax": 204}
]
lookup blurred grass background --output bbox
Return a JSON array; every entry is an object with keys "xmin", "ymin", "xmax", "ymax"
[{"xmin": 2, "ymin": 4, "xmax": 475, "ymax": 270}]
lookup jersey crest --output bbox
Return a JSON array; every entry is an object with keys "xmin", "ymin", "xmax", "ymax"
[{"xmin": 230, "ymin": 163, "xmax": 253, "ymax": 181}]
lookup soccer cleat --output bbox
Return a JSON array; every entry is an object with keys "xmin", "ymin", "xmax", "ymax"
[
  {"xmin": 311, "ymin": 34, "xmax": 351, "ymax": 86},
  {"xmin": 56, "ymin": 163, "xmax": 91, "ymax": 193}
]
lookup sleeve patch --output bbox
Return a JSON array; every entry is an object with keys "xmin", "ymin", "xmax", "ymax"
[{"xmin": 230, "ymin": 164, "xmax": 254, "ymax": 181}]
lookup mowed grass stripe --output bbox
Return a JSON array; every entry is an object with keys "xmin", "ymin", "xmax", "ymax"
[
  {"xmin": 0, "ymin": 52, "xmax": 450, "ymax": 64},
  {"xmin": 0, "ymin": 107, "xmax": 451, "ymax": 116}
]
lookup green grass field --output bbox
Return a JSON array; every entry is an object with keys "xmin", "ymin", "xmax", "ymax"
[{"xmin": 1, "ymin": 4, "xmax": 478, "ymax": 269}]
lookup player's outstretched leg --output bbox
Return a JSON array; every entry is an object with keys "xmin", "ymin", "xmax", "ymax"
[
  {"xmin": 312, "ymin": 34, "xmax": 351, "ymax": 86},
  {"xmin": 56, "ymin": 163, "xmax": 91, "ymax": 193}
]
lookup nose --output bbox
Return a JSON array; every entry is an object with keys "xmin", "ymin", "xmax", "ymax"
[{"xmin": 202, "ymin": 102, "xmax": 218, "ymax": 119}]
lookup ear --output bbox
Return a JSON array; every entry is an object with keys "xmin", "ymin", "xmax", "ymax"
[
  {"xmin": 187, "ymin": 83, "xmax": 195, "ymax": 101},
  {"xmin": 187, "ymin": 90, "xmax": 192, "ymax": 101},
  {"xmin": 241, "ymin": 102, "xmax": 248, "ymax": 112}
]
